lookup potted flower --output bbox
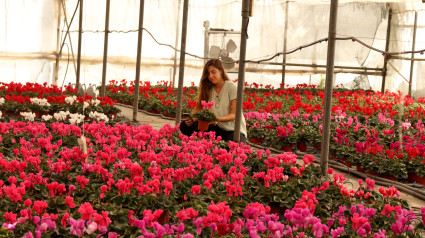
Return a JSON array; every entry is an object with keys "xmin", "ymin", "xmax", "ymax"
[
  {"xmin": 247, "ymin": 121, "xmax": 268, "ymax": 144},
  {"xmin": 266, "ymin": 123, "xmax": 298, "ymax": 152},
  {"xmin": 193, "ymin": 101, "xmax": 217, "ymax": 131}
]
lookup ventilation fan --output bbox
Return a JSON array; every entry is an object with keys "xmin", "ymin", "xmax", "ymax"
[
  {"xmin": 351, "ymin": 75, "xmax": 371, "ymax": 90},
  {"xmin": 209, "ymin": 38, "xmax": 237, "ymax": 69}
]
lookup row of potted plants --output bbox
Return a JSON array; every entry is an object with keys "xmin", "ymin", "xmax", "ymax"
[
  {"xmin": 0, "ymin": 83, "xmax": 121, "ymax": 118},
  {"xmin": 0, "ymin": 120, "xmax": 422, "ymax": 237},
  {"xmin": 0, "ymin": 82, "xmax": 76, "ymax": 98},
  {"xmin": 103, "ymin": 80, "xmax": 425, "ymax": 182},
  {"xmin": 104, "ymin": 80, "xmax": 418, "ymax": 119},
  {"xmin": 245, "ymin": 110, "xmax": 425, "ymax": 182}
]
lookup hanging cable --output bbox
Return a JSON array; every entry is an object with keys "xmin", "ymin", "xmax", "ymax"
[
  {"xmin": 59, "ymin": 0, "xmax": 80, "ymax": 56},
  {"xmin": 336, "ymin": 33, "xmax": 425, "ymax": 44},
  {"xmin": 63, "ymin": 28, "xmax": 425, "ymax": 65}
]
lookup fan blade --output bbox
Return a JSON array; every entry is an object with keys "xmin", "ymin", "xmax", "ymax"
[
  {"xmin": 221, "ymin": 56, "xmax": 235, "ymax": 69},
  {"xmin": 209, "ymin": 46, "xmax": 221, "ymax": 58},
  {"xmin": 226, "ymin": 39, "xmax": 237, "ymax": 53},
  {"xmin": 219, "ymin": 49, "xmax": 229, "ymax": 58}
]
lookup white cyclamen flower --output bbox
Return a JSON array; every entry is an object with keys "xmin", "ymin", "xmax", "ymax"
[
  {"xmin": 65, "ymin": 96, "xmax": 77, "ymax": 104},
  {"xmin": 89, "ymin": 111, "xmax": 109, "ymax": 123},
  {"xmin": 42, "ymin": 115, "xmax": 53, "ymax": 121},
  {"xmin": 69, "ymin": 113, "xmax": 85, "ymax": 125},
  {"xmin": 30, "ymin": 98, "xmax": 50, "ymax": 107},
  {"xmin": 20, "ymin": 112, "xmax": 35, "ymax": 122},
  {"xmin": 53, "ymin": 111, "xmax": 70, "ymax": 121},
  {"xmin": 83, "ymin": 102, "xmax": 89, "ymax": 109},
  {"xmin": 0, "ymin": 98, "xmax": 5, "ymax": 105},
  {"xmin": 90, "ymin": 99, "xmax": 101, "ymax": 106}
]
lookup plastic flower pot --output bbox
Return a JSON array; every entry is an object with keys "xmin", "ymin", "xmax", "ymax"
[
  {"xmin": 249, "ymin": 137, "xmax": 265, "ymax": 145},
  {"xmin": 408, "ymin": 172, "xmax": 425, "ymax": 185},
  {"xmin": 280, "ymin": 144, "xmax": 293, "ymax": 152},
  {"xmin": 161, "ymin": 113, "xmax": 176, "ymax": 118},
  {"xmin": 337, "ymin": 157, "xmax": 352, "ymax": 168},
  {"xmin": 313, "ymin": 143, "xmax": 321, "ymax": 152},
  {"xmin": 149, "ymin": 109, "xmax": 161, "ymax": 115},
  {"xmin": 296, "ymin": 142, "xmax": 307, "ymax": 152},
  {"xmin": 380, "ymin": 173, "xmax": 398, "ymax": 182},
  {"xmin": 356, "ymin": 165, "xmax": 366, "ymax": 173},
  {"xmin": 157, "ymin": 210, "xmax": 170, "ymax": 224},
  {"xmin": 197, "ymin": 120, "xmax": 209, "ymax": 131},
  {"xmin": 35, "ymin": 111, "xmax": 49, "ymax": 118}
]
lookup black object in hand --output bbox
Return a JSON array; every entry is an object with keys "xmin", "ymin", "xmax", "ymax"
[{"xmin": 182, "ymin": 113, "xmax": 192, "ymax": 119}]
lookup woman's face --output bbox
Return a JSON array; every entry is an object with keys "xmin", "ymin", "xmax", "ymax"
[{"xmin": 207, "ymin": 65, "xmax": 223, "ymax": 85}]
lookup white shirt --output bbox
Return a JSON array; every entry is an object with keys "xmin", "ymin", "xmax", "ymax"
[{"xmin": 209, "ymin": 81, "xmax": 247, "ymax": 136}]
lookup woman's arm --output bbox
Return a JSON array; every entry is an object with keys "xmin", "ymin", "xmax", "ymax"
[{"xmin": 212, "ymin": 99, "xmax": 236, "ymax": 124}]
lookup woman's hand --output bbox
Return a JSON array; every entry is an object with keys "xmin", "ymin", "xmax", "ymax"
[
  {"xmin": 209, "ymin": 118, "xmax": 220, "ymax": 126},
  {"xmin": 184, "ymin": 117, "xmax": 194, "ymax": 126}
]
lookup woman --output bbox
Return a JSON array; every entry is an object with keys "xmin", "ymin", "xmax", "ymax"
[{"xmin": 180, "ymin": 59, "xmax": 247, "ymax": 143}]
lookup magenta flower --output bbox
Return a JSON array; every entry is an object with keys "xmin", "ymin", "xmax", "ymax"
[
  {"xmin": 68, "ymin": 218, "xmax": 85, "ymax": 236},
  {"xmin": 373, "ymin": 229, "xmax": 387, "ymax": 238},
  {"xmin": 330, "ymin": 226, "xmax": 344, "ymax": 238}
]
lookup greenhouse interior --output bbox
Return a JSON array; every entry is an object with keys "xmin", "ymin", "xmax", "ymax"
[{"xmin": 2, "ymin": 0, "xmax": 425, "ymax": 237}]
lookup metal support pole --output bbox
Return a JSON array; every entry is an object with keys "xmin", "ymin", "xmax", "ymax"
[
  {"xmin": 133, "ymin": 0, "xmax": 145, "ymax": 121},
  {"xmin": 60, "ymin": 0, "xmax": 78, "ymax": 77},
  {"xmin": 175, "ymin": 0, "xmax": 189, "ymax": 125},
  {"xmin": 381, "ymin": 8, "xmax": 392, "ymax": 93},
  {"xmin": 53, "ymin": 0, "xmax": 62, "ymax": 85},
  {"xmin": 101, "ymin": 0, "xmax": 111, "ymax": 97},
  {"xmin": 408, "ymin": 11, "xmax": 418, "ymax": 96},
  {"xmin": 76, "ymin": 0, "xmax": 83, "ymax": 87},
  {"xmin": 281, "ymin": 1, "xmax": 289, "ymax": 88},
  {"xmin": 203, "ymin": 21, "xmax": 210, "ymax": 65},
  {"xmin": 320, "ymin": 0, "xmax": 338, "ymax": 172},
  {"xmin": 234, "ymin": 0, "xmax": 250, "ymax": 142},
  {"xmin": 172, "ymin": 0, "xmax": 182, "ymax": 87}
]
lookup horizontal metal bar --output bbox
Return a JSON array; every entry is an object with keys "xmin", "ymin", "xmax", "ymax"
[
  {"xmin": 207, "ymin": 30, "xmax": 241, "ymax": 34},
  {"xmin": 243, "ymin": 67, "xmax": 383, "ymax": 76},
  {"xmin": 392, "ymin": 55, "xmax": 425, "ymax": 61},
  {"xmin": 0, "ymin": 51, "xmax": 57, "ymax": 60},
  {"xmin": 259, "ymin": 61, "xmax": 383, "ymax": 71}
]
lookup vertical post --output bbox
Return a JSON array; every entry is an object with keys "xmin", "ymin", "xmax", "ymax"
[
  {"xmin": 59, "ymin": 0, "xmax": 78, "ymax": 78},
  {"xmin": 172, "ymin": 0, "xmax": 182, "ymax": 87},
  {"xmin": 233, "ymin": 0, "xmax": 250, "ymax": 142},
  {"xmin": 203, "ymin": 21, "xmax": 210, "ymax": 64},
  {"xmin": 381, "ymin": 8, "xmax": 392, "ymax": 93},
  {"xmin": 175, "ymin": 0, "xmax": 189, "ymax": 125},
  {"xmin": 320, "ymin": 0, "xmax": 338, "ymax": 172},
  {"xmin": 408, "ymin": 11, "xmax": 418, "ymax": 97},
  {"xmin": 101, "ymin": 0, "xmax": 111, "ymax": 97},
  {"xmin": 281, "ymin": 1, "xmax": 289, "ymax": 88},
  {"xmin": 76, "ymin": 0, "xmax": 83, "ymax": 87},
  {"xmin": 53, "ymin": 0, "xmax": 62, "ymax": 85},
  {"xmin": 133, "ymin": 0, "xmax": 145, "ymax": 121}
]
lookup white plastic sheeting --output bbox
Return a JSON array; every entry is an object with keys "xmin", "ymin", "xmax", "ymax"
[{"xmin": 0, "ymin": 0, "xmax": 424, "ymax": 96}]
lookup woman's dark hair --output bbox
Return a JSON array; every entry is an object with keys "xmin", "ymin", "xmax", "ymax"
[{"xmin": 194, "ymin": 59, "xmax": 230, "ymax": 112}]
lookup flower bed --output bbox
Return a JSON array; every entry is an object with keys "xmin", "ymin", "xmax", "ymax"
[
  {"xmin": 0, "ymin": 121, "xmax": 424, "ymax": 237},
  {"xmin": 104, "ymin": 80, "xmax": 425, "ymax": 181},
  {"xmin": 0, "ymin": 82, "xmax": 121, "ymax": 120}
]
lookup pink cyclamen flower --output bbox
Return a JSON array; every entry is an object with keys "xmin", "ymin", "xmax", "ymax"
[
  {"xmin": 78, "ymin": 202, "xmax": 97, "ymax": 220},
  {"xmin": 65, "ymin": 196, "xmax": 76, "ymax": 209},
  {"xmin": 191, "ymin": 185, "xmax": 201, "ymax": 196}
]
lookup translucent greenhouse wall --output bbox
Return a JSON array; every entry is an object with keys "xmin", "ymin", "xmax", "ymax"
[{"xmin": 0, "ymin": 0, "xmax": 424, "ymax": 96}]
